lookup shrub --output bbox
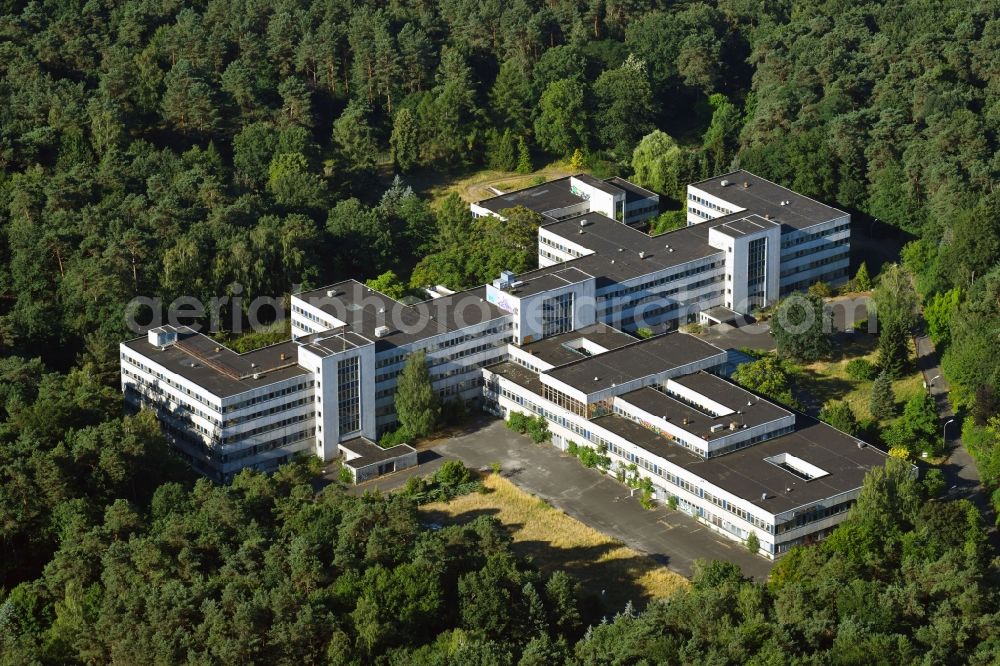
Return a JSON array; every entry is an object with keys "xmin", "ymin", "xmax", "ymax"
[
  {"xmin": 379, "ymin": 426, "xmax": 411, "ymax": 448},
  {"xmin": 338, "ymin": 465, "xmax": 353, "ymax": 484},
  {"xmin": 808, "ymin": 281, "xmax": 833, "ymax": 298},
  {"xmin": 846, "ymin": 358, "xmax": 878, "ymax": 381},
  {"xmin": 746, "ymin": 531, "xmax": 760, "ymax": 555},
  {"xmin": 507, "ymin": 412, "xmax": 532, "ymax": 434},
  {"xmin": 636, "ymin": 327, "xmax": 654, "ymax": 339},
  {"xmin": 667, "ymin": 495, "xmax": 679, "ymax": 510}
]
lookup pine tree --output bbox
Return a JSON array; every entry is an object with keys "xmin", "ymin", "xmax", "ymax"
[
  {"xmin": 855, "ymin": 261, "xmax": 872, "ymax": 291},
  {"xmin": 516, "ymin": 136, "xmax": 532, "ymax": 174},
  {"xmin": 870, "ymin": 371, "xmax": 897, "ymax": 421},
  {"xmin": 488, "ymin": 128, "xmax": 516, "ymax": 171},
  {"xmin": 394, "ymin": 350, "xmax": 439, "ymax": 438},
  {"xmin": 878, "ymin": 316, "xmax": 909, "ymax": 378},
  {"xmin": 390, "ymin": 108, "xmax": 420, "ymax": 172}
]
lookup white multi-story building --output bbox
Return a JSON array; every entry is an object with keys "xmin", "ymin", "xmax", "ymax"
[
  {"xmin": 482, "ymin": 324, "xmax": 886, "ymax": 558},
  {"xmin": 121, "ymin": 171, "xmax": 879, "ymax": 557}
]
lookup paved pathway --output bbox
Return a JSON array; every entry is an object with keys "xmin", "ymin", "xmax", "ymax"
[
  {"xmin": 346, "ymin": 418, "xmax": 773, "ymax": 581},
  {"xmin": 913, "ymin": 328, "xmax": 989, "ymax": 507}
]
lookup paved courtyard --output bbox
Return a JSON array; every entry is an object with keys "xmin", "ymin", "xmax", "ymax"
[{"xmin": 349, "ymin": 417, "xmax": 774, "ymax": 580}]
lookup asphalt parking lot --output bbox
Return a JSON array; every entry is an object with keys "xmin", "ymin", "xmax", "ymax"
[{"xmin": 352, "ymin": 418, "xmax": 773, "ymax": 580}]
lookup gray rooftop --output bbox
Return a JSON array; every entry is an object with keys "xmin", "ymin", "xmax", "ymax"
[
  {"xmin": 339, "ymin": 437, "xmax": 416, "ymax": 469},
  {"xmin": 620, "ymin": 372, "xmax": 791, "ymax": 433},
  {"xmin": 533, "ymin": 212, "xmax": 723, "ymax": 286},
  {"xmin": 475, "ymin": 177, "xmax": 585, "ymax": 216},
  {"xmin": 123, "ymin": 328, "xmax": 309, "ymax": 398},
  {"xmin": 545, "ymin": 332, "xmax": 727, "ymax": 394},
  {"xmin": 691, "ymin": 170, "xmax": 846, "ymax": 231},
  {"xmin": 573, "ymin": 173, "xmax": 623, "ymax": 196},
  {"xmin": 500, "ymin": 266, "xmax": 594, "ymax": 298},
  {"xmin": 605, "ymin": 176, "xmax": 659, "ymax": 203},
  {"xmin": 294, "ymin": 281, "xmax": 508, "ymax": 351},
  {"xmin": 709, "ymin": 213, "xmax": 781, "ymax": 237},
  {"xmin": 594, "ymin": 413, "xmax": 885, "ymax": 515},
  {"xmin": 519, "ymin": 323, "xmax": 638, "ymax": 367}
]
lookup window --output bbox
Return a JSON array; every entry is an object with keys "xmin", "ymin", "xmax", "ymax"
[
  {"xmin": 747, "ymin": 236, "xmax": 767, "ymax": 308},
  {"xmin": 338, "ymin": 356, "xmax": 361, "ymax": 434},
  {"xmin": 542, "ymin": 292, "xmax": 574, "ymax": 337}
]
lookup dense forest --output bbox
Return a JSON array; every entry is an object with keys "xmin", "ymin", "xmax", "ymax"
[{"xmin": 3, "ymin": 0, "xmax": 1000, "ymax": 662}]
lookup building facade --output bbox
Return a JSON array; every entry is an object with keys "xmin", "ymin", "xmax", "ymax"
[{"xmin": 120, "ymin": 171, "xmax": 877, "ymax": 557}]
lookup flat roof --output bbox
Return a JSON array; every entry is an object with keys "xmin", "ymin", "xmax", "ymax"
[
  {"xmin": 594, "ymin": 413, "xmax": 885, "ymax": 515},
  {"xmin": 295, "ymin": 281, "xmax": 508, "ymax": 351},
  {"xmin": 519, "ymin": 323, "xmax": 638, "ymax": 367},
  {"xmin": 475, "ymin": 177, "xmax": 584, "ymax": 216},
  {"xmin": 123, "ymin": 328, "xmax": 309, "ymax": 398},
  {"xmin": 691, "ymin": 170, "xmax": 846, "ymax": 230},
  {"xmin": 545, "ymin": 332, "xmax": 726, "ymax": 394},
  {"xmin": 573, "ymin": 173, "xmax": 623, "ymax": 196},
  {"xmin": 534, "ymin": 212, "xmax": 723, "ymax": 286},
  {"xmin": 709, "ymin": 213, "xmax": 780, "ymax": 237},
  {"xmin": 501, "ymin": 266, "xmax": 593, "ymax": 298},
  {"xmin": 605, "ymin": 176, "xmax": 659, "ymax": 203},
  {"xmin": 340, "ymin": 437, "xmax": 416, "ymax": 469},
  {"xmin": 621, "ymin": 372, "xmax": 791, "ymax": 432},
  {"xmin": 486, "ymin": 361, "xmax": 545, "ymax": 398}
]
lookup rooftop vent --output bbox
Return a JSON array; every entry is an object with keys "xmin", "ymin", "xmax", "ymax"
[
  {"xmin": 610, "ymin": 259, "xmax": 615, "ymax": 264},
  {"xmin": 764, "ymin": 213, "xmax": 772, "ymax": 219},
  {"xmin": 720, "ymin": 179, "xmax": 729, "ymax": 187},
  {"xmin": 374, "ymin": 325, "xmax": 391, "ymax": 338},
  {"xmin": 857, "ymin": 441, "xmax": 866, "ymax": 449},
  {"xmin": 668, "ymin": 248, "xmax": 674, "ymax": 253},
  {"xmin": 710, "ymin": 423, "xmax": 725, "ymax": 433},
  {"xmin": 214, "ymin": 346, "xmax": 221, "ymax": 353},
  {"xmin": 579, "ymin": 229, "xmax": 585, "ymax": 234},
  {"xmin": 326, "ymin": 289, "xmax": 338, "ymax": 297},
  {"xmin": 786, "ymin": 487, "xmax": 793, "ymax": 493},
  {"xmin": 279, "ymin": 352, "xmax": 286, "ymax": 361},
  {"xmin": 579, "ymin": 219, "xmax": 589, "ymax": 227},
  {"xmin": 594, "ymin": 376, "xmax": 600, "ymax": 381},
  {"xmin": 252, "ymin": 373, "xmax": 260, "ymax": 380},
  {"xmin": 250, "ymin": 362, "xmax": 257, "ymax": 368},
  {"xmin": 638, "ymin": 251, "xmax": 646, "ymax": 259},
  {"xmin": 743, "ymin": 181, "xmax": 750, "ymax": 189},
  {"xmin": 618, "ymin": 247, "xmax": 624, "ymax": 252},
  {"xmin": 760, "ymin": 492, "xmax": 767, "ymax": 501}
]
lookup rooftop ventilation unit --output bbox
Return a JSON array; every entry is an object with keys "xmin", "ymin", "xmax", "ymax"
[
  {"xmin": 743, "ymin": 181, "xmax": 750, "ymax": 189},
  {"xmin": 579, "ymin": 219, "xmax": 589, "ymax": 227},
  {"xmin": 720, "ymin": 179, "xmax": 729, "ymax": 187},
  {"xmin": 638, "ymin": 251, "xmax": 646, "ymax": 259},
  {"xmin": 668, "ymin": 248, "xmax": 674, "ymax": 253},
  {"xmin": 618, "ymin": 247, "xmax": 624, "ymax": 252},
  {"xmin": 147, "ymin": 327, "xmax": 177, "ymax": 349},
  {"xmin": 252, "ymin": 373, "xmax": 260, "ymax": 380},
  {"xmin": 213, "ymin": 346, "xmax": 221, "ymax": 353},
  {"xmin": 250, "ymin": 362, "xmax": 257, "ymax": 368},
  {"xmin": 760, "ymin": 492, "xmax": 767, "ymax": 501},
  {"xmin": 374, "ymin": 325, "xmax": 391, "ymax": 338},
  {"xmin": 326, "ymin": 289, "xmax": 339, "ymax": 298},
  {"xmin": 710, "ymin": 423, "xmax": 725, "ymax": 433},
  {"xmin": 579, "ymin": 229, "xmax": 585, "ymax": 234}
]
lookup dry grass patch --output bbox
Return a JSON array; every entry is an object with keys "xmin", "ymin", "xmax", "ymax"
[
  {"xmin": 421, "ymin": 474, "xmax": 687, "ymax": 610},
  {"xmin": 795, "ymin": 335, "xmax": 924, "ymax": 420},
  {"xmin": 426, "ymin": 161, "xmax": 577, "ymax": 204}
]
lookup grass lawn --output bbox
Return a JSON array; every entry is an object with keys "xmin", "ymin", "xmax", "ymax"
[
  {"xmin": 421, "ymin": 473, "xmax": 688, "ymax": 611},
  {"xmin": 790, "ymin": 332, "xmax": 924, "ymax": 422},
  {"xmin": 423, "ymin": 160, "xmax": 579, "ymax": 205}
]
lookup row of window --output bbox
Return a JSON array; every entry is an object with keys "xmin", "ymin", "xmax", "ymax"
[
  {"xmin": 375, "ymin": 339, "xmax": 511, "ymax": 383},
  {"xmin": 598, "ymin": 260, "xmax": 724, "ymax": 302},
  {"xmin": 780, "ymin": 221, "xmax": 850, "ymax": 249},
  {"xmin": 221, "ymin": 426, "xmax": 315, "ymax": 464},
  {"xmin": 781, "ymin": 237, "xmax": 850, "ymax": 262},
  {"xmin": 122, "ymin": 370, "xmax": 222, "ymax": 427},
  {"xmin": 121, "ymin": 353, "xmax": 219, "ymax": 410},
  {"xmin": 780, "ymin": 249, "xmax": 851, "ymax": 279},
  {"xmin": 687, "ymin": 193, "xmax": 736, "ymax": 215},
  {"xmin": 220, "ymin": 410, "xmax": 315, "ymax": 445},
  {"xmin": 224, "ymin": 395, "xmax": 313, "ymax": 428},
  {"xmin": 223, "ymin": 378, "xmax": 316, "ymax": 412},
  {"xmin": 374, "ymin": 322, "xmax": 513, "ymax": 369},
  {"xmin": 292, "ymin": 304, "xmax": 338, "ymax": 328},
  {"xmin": 781, "ymin": 267, "xmax": 850, "ymax": 295},
  {"xmin": 539, "ymin": 235, "xmax": 586, "ymax": 258}
]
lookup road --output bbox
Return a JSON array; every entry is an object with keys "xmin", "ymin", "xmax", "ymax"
[
  {"xmin": 347, "ymin": 418, "xmax": 774, "ymax": 581},
  {"xmin": 913, "ymin": 328, "xmax": 992, "ymax": 514}
]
